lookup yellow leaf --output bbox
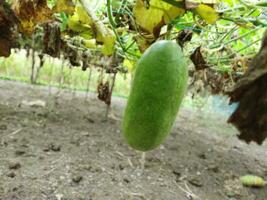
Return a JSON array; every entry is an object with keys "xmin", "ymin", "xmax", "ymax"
[
  {"xmin": 134, "ymin": 0, "xmax": 184, "ymax": 34},
  {"xmin": 98, "ymin": 27, "xmax": 116, "ymax": 55},
  {"xmin": 54, "ymin": 0, "xmax": 75, "ymax": 15},
  {"xmin": 164, "ymin": 6, "xmax": 185, "ymax": 24},
  {"xmin": 77, "ymin": 1, "xmax": 116, "ymax": 55},
  {"xmin": 82, "ymin": 38, "xmax": 97, "ymax": 48},
  {"xmin": 67, "ymin": 5, "xmax": 94, "ymax": 32},
  {"xmin": 116, "ymin": 27, "xmax": 127, "ymax": 35},
  {"xmin": 67, "ymin": 14, "xmax": 91, "ymax": 33},
  {"xmin": 86, "ymin": 13, "xmax": 115, "ymax": 55},
  {"xmin": 80, "ymin": 31, "xmax": 94, "ymax": 39},
  {"xmin": 194, "ymin": 4, "xmax": 219, "ymax": 24},
  {"xmin": 76, "ymin": 6, "xmax": 92, "ymax": 25},
  {"xmin": 123, "ymin": 59, "xmax": 136, "ymax": 72}
]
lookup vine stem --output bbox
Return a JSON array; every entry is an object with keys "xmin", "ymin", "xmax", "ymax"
[
  {"xmin": 30, "ymin": 34, "xmax": 35, "ymax": 84},
  {"xmin": 48, "ymin": 57, "xmax": 55, "ymax": 96},
  {"xmin": 85, "ymin": 66, "xmax": 93, "ymax": 101},
  {"xmin": 106, "ymin": 0, "xmax": 129, "ymax": 54},
  {"xmin": 208, "ymin": 38, "xmax": 262, "ymax": 62},
  {"xmin": 107, "ymin": 0, "xmax": 117, "ymax": 28},
  {"xmin": 118, "ymin": 0, "xmax": 128, "ymax": 15},
  {"xmin": 105, "ymin": 72, "xmax": 117, "ymax": 120},
  {"xmin": 217, "ymin": 5, "xmax": 247, "ymax": 13},
  {"xmin": 224, "ymin": 27, "xmax": 262, "ymax": 45},
  {"xmin": 234, "ymin": 38, "xmax": 262, "ymax": 54},
  {"xmin": 210, "ymin": 7, "xmax": 261, "ymax": 63},
  {"xmin": 72, "ymin": 70, "xmax": 77, "ymax": 98},
  {"xmin": 34, "ymin": 57, "xmax": 43, "ymax": 84},
  {"xmin": 56, "ymin": 58, "xmax": 65, "ymax": 97},
  {"xmin": 256, "ymin": 1, "xmax": 267, "ymax": 7},
  {"xmin": 221, "ymin": 16, "xmax": 267, "ymax": 27},
  {"xmin": 140, "ymin": 152, "xmax": 146, "ymax": 171},
  {"xmin": 209, "ymin": 26, "xmax": 262, "ymax": 49}
]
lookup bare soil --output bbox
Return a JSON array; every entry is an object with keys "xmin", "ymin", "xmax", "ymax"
[{"xmin": 0, "ymin": 80, "xmax": 267, "ymax": 200}]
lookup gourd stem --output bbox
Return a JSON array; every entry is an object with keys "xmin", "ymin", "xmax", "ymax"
[{"xmin": 140, "ymin": 152, "xmax": 146, "ymax": 170}]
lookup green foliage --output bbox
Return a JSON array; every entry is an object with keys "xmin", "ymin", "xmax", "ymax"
[{"xmin": 1, "ymin": 0, "xmax": 267, "ymax": 111}]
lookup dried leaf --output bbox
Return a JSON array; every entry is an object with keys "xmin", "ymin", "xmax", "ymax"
[
  {"xmin": 189, "ymin": 67, "xmax": 238, "ymax": 95},
  {"xmin": 177, "ymin": 29, "xmax": 193, "ymax": 47},
  {"xmin": 12, "ymin": 0, "xmax": 52, "ymax": 34},
  {"xmin": 97, "ymin": 81, "xmax": 111, "ymax": 105},
  {"xmin": 134, "ymin": 34, "xmax": 155, "ymax": 53},
  {"xmin": 62, "ymin": 41, "xmax": 81, "ymax": 66},
  {"xmin": 0, "ymin": 2, "xmax": 18, "ymax": 57},
  {"xmin": 190, "ymin": 46, "xmax": 208, "ymax": 70},
  {"xmin": 228, "ymin": 32, "xmax": 267, "ymax": 144},
  {"xmin": 42, "ymin": 22, "xmax": 61, "ymax": 58},
  {"xmin": 81, "ymin": 51, "xmax": 91, "ymax": 71}
]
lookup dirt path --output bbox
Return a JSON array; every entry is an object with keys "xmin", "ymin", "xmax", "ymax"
[{"xmin": 0, "ymin": 80, "xmax": 267, "ymax": 200}]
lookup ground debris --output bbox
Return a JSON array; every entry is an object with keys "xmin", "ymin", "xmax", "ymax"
[
  {"xmin": 188, "ymin": 176, "xmax": 203, "ymax": 187},
  {"xmin": 8, "ymin": 161, "xmax": 21, "ymax": 170},
  {"xmin": 21, "ymin": 99, "xmax": 46, "ymax": 107},
  {"xmin": 43, "ymin": 143, "xmax": 61, "ymax": 152},
  {"xmin": 6, "ymin": 171, "xmax": 16, "ymax": 178},
  {"xmin": 72, "ymin": 174, "xmax": 83, "ymax": 183}
]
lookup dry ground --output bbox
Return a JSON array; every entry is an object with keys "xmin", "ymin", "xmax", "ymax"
[{"xmin": 0, "ymin": 80, "xmax": 267, "ymax": 200}]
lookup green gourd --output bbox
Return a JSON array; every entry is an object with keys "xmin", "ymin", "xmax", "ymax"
[{"xmin": 122, "ymin": 40, "xmax": 188, "ymax": 151}]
